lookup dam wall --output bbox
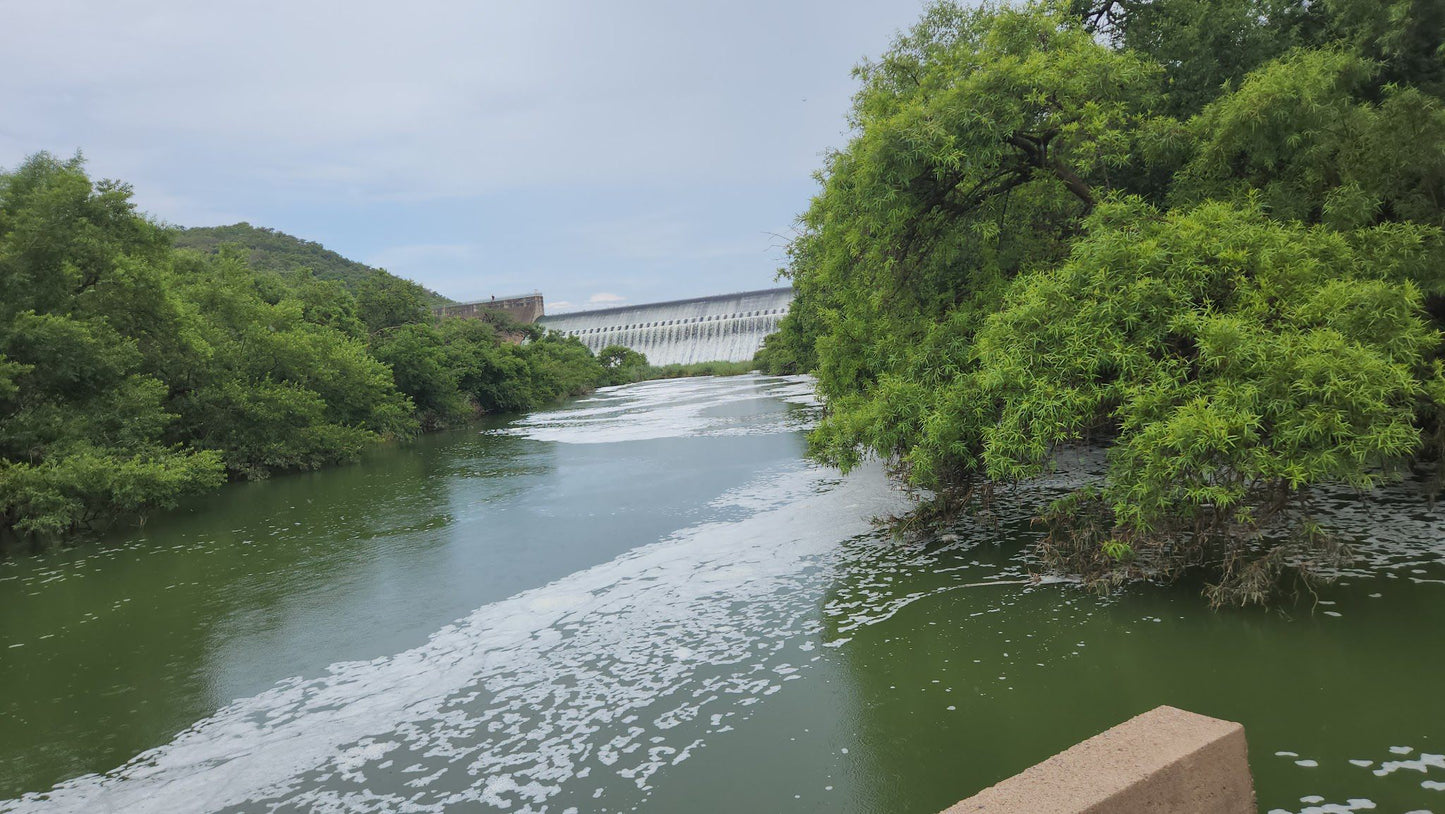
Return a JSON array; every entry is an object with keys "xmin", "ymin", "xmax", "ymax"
[
  {"xmin": 434, "ymin": 294, "xmax": 544, "ymax": 324},
  {"xmin": 536, "ymin": 287, "xmax": 793, "ymax": 366}
]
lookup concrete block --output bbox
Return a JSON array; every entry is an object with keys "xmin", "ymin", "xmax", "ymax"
[{"xmin": 941, "ymin": 705, "xmax": 1256, "ymax": 814}]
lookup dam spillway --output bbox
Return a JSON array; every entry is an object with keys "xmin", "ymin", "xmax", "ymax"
[{"xmin": 536, "ymin": 287, "xmax": 793, "ymax": 366}]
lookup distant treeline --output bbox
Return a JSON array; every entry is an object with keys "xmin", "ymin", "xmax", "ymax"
[
  {"xmin": 0, "ymin": 155, "xmax": 609, "ymax": 538},
  {"xmin": 757, "ymin": 0, "xmax": 1445, "ymax": 604},
  {"xmin": 596, "ymin": 346, "xmax": 758, "ymax": 384},
  {"xmin": 173, "ymin": 222, "xmax": 452, "ymax": 307}
]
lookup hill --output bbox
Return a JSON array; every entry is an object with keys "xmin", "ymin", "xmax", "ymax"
[{"xmin": 172, "ymin": 223, "xmax": 452, "ymax": 305}]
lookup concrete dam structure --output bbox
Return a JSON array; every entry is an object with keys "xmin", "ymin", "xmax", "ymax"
[
  {"xmin": 536, "ymin": 287, "xmax": 793, "ymax": 366},
  {"xmin": 434, "ymin": 294, "xmax": 545, "ymax": 324}
]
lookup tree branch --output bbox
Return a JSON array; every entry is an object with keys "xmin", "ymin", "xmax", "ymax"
[{"xmin": 1008, "ymin": 132, "xmax": 1095, "ymax": 211}]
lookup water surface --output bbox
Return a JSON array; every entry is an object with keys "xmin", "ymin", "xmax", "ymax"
[{"xmin": 0, "ymin": 375, "xmax": 1441, "ymax": 813}]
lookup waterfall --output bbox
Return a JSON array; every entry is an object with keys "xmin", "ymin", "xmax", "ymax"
[{"xmin": 536, "ymin": 288, "xmax": 793, "ymax": 366}]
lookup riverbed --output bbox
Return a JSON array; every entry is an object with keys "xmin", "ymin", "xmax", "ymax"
[{"xmin": 0, "ymin": 375, "xmax": 1441, "ymax": 813}]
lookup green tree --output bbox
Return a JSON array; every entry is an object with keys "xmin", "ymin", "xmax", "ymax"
[
  {"xmin": 780, "ymin": 0, "xmax": 1445, "ymax": 604},
  {"xmin": 0, "ymin": 152, "xmax": 669, "ymax": 540},
  {"xmin": 1172, "ymin": 48, "xmax": 1445, "ymax": 231},
  {"xmin": 974, "ymin": 199, "xmax": 1441, "ymax": 603},
  {"xmin": 172, "ymin": 222, "xmax": 451, "ymax": 305},
  {"xmin": 1072, "ymin": 0, "xmax": 1306, "ymax": 116},
  {"xmin": 166, "ymin": 250, "xmax": 415, "ymax": 476},
  {"xmin": 369, "ymin": 322, "xmax": 469, "ymax": 430},
  {"xmin": 518, "ymin": 333, "xmax": 608, "ymax": 406},
  {"xmin": 794, "ymin": 1, "xmax": 1161, "ymax": 471},
  {"xmin": 0, "ymin": 154, "xmax": 225, "ymax": 535},
  {"xmin": 356, "ymin": 271, "xmax": 434, "ymax": 332},
  {"xmin": 597, "ymin": 344, "xmax": 649, "ymax": 385}
]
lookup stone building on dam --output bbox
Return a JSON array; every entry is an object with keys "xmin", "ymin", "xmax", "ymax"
[{"xmin": 433, "ymin": 293, "xmax": 545, "ymax": 325}]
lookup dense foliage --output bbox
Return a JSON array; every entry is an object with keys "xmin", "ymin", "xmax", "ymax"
[
  {"xmin": 597, "ymin": 345, "xmax": 757, "ymax": 386},
  {"xmin": 0, "ymin": 155, "xmax": 607, "ymax": 538},
  {"xmin": 768, "ymin": 0, "xmax": 1445, "ymax": 604},
  {"xmin": 173, "ymin": 222, "xmax": 451, "ymax": 306}
]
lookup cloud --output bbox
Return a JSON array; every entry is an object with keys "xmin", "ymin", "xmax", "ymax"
[
  {"xmin": 366, "ymin": 243, "xmax": 477, "ymax": 272},
  {"xmin": 131, "ymin": 188, "xmax": 250, "ymax": 230},
  {"xmin": 589, "ymin": 292, "xmax": 625, "ymax": 304},
  {"xmin": 0, "ymin": 0, "xmax": 919, "ymax": 203},
  {"xmin": 0, "ymin": 0, "xmax": 925, "ymax": 306},
  {"xmin": 570, "ymin": 212, "xmax": 770, "ymax": 264}
]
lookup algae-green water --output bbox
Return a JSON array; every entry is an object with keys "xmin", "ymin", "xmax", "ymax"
[{"xmin": 1, "ymin": 375, "xmax": 1440, "ymax": 813}]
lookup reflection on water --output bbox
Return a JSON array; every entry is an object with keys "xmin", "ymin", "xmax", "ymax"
[
  {"xmin": 820, "ymin": 513, "xmax": 1445, "ymax": 814},
  {"xmin": 0, "ymin": 374, "xmax": 1442, "ymax": 813},
  {"xmin": 0, "ymin": 436, "xmax": 460, "ymax": 795}
]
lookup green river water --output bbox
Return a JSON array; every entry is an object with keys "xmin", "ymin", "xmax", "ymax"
[{"xmin": 0, "ymin": 375, "xmax": 1441, "ymax": 813}]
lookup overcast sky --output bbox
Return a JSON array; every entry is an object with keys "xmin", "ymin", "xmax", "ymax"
[{"xmin": 0, "ymin": 0, "xmax": 928, "ymax": 311}]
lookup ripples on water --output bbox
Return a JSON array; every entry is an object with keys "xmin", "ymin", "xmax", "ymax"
[
  {"xmin": 501, "ymin": 375, "xmax": 820, "ymax": 445},
  {"xmin": 1, "ymin": 377, "xmax": 906, "ymax": 813},
  {"xmin": 2, "ymin": 374, "xmax": 1442, "ymax": 814}
]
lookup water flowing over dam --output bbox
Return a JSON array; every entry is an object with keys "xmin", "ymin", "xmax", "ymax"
[{"xmin": 536, "ymin": 287, "xmax": 793, "ymax": 366}]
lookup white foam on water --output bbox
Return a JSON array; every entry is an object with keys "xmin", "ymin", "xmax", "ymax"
[
  {"xmin": 1372, "ymin": 751, "xmax": 1445, "ymax": 777},
  {"xmin": 501, "ymin": 374, "xmax": 817, "ymax": 445},
  {"xmin": 1267, "ymin": 748, "xmax": 1445, "ymax": 814},
  {"xmin": 0, "ymin": 457, "xmax": 910, "ymax": 814},
  {"xmin": 9, "ymin": 374, "xmax": 1441, "ymax": 813},
  {"xmin": 1266, "ymin": 801, "xmax": 1378, "ymax": 814}
]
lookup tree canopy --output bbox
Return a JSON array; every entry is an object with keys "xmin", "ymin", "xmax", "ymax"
[
  {"xmin": 173, "ymin": 222, "xmax": 451, "ymax": 306},
  {"xmin": 765, "ymin": 0, "xmax": 1445, "ymax": 604},
  {"xmin": 0, "ymin": 155, "xmax": 609, "ymax": 538}
]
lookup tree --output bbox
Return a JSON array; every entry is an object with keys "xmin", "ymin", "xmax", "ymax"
[
  {"xmin": 795, "ymin": 1, "xmax": 1161, "ymax": 473},
  {"xmin": 974, "ymin": 199, "xmax": 1442, "ymax": 603},
  {"xmin": 780, "ymin": 0, "xmax": 1445, "ymax": 604},
  {"xmin": 1173, "ymin": 49, "xmax": 1445, "ymax": 231},
  {"xmin": 597, "ymin": 345, "xmax": 649, "ymax": 385},
  {"xmin": 369, "ymin": 322, "xmax": 468, "ymax": 430},
  {"xmin": 167, "ymin": 250, "xmax": 415, "ymax": 475},
  {"xmin": 0, "ymin": 154, "xmax": 225, "ymax": 534},
  {"xmin": 172, "ymin": 222, "xmax": 451, "ymax": 305},
  {"xmin": 356, "ymin": 271, "xmax": 433, "ymax": 333},
  {"xmin": 1071, "ymin": 0, "xmax": 1305, "ymax": 116}
]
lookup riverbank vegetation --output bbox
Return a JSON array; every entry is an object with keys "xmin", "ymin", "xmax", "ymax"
[
  {"xmin": 762, "ymin": 0, "xmax": 1445, "ymax": 604},
  {"xmin": 0, "ymin": 154, "xmax": 608, "ymax": 538},
  {"xmin": 597, "ymin": 345, "xmax": 758, "ymax": 386}
]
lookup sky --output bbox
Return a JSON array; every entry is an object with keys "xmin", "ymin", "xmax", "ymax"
[{"xmin": 0, "ymin": 0, "xmax": 929, "ymax": 312}]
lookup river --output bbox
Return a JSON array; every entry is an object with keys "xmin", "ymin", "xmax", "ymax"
[{"xmin": 0, "ymin": 375, "xmax": 1441, "ymax": 813}]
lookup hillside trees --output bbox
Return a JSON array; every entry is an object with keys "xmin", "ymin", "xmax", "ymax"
[
  {"xmin": 165, "ymin": 250, "xmax": 415, "ymax": 476},
  {"xmin": 172, "ymin": 222, "xmax": 451, "ymax": 305},
  {"xmin": 0, "ymin": 154, "xmax": 610, "ymax": 538},
  {"xmin": 355, "ymin": 272, "xmax": 605, "ymax": 426},
  {"xmin": 773, "ymin": 0, "xmax": 1445, "ymax": 603}
]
